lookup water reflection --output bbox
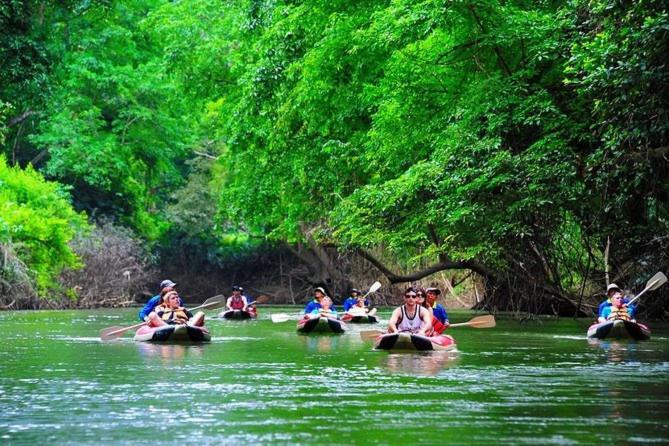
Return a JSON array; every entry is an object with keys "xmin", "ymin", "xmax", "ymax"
[
  {"xmin": 297, "ymin": 334, "xmax": 341, "ymax": 353},
  {"xmin": 135, "ymin": 343, "xmax": 205, "ymax": 362},
  {"xmin": 380, "ymin": 351, "xmax": 460, "ymax": 376},
  {"xmin": 587, "ymin": 338, "xmax": 638, "ymax": 363}
]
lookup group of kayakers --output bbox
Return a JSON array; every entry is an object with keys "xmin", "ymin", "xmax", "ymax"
[
  {"xmin": 138, "ymin": 280, "xmax": 257, "ymax": 328},
  {"xmin": 303, "ymin": 285, "xmax": 450, "ymax": 336}
]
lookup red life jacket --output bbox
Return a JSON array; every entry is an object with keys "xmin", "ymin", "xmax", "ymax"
[{"xmin": 230, "ymin": 296, "xmax": 245, "ymax": 310}]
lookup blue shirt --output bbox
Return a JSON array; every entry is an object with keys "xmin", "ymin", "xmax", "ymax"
[
  {"xmin": 598, "ymin": 298, "xmax": 636, "ymax": 318},
  {"xmin": 601, "ymin": 305, "xmax": 634, "ymax": 320},
  {"xmin": 432, "ymin": 304, "xmax": 449, "ymax": 324},
  {"xmin": 304, "ymin": 300, "xmax": 337, "ymax": 314}
]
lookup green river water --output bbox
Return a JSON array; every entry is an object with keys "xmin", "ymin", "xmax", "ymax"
[{"xmin": 1, "ymin": 308, "xmax": 668, "ymax": 445}]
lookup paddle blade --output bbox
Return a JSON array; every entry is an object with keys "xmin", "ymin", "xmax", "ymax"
[
  {"xmin": 249, "ymin": 295, "xmax": 270, "ymax": 306},
  {"xmin": 100, "ymin": 326, "xmax": 126, "ymax": 341},
  {"xmin": 448, "ymin": 314, "xmax": 496, "ymax": 329},
  {"xmin": 193, "ymin": 295, "xmax": 225, "ymax": 311},
  {"xmin": 360, "ymin": 330, "xmax": 383, "ymax": 341},
  {"xmin": 99, "ymin": 322, "xmax": 146, "ymax": 341},
  {"xmin": 647, "ymin": 272, "xmax": 667, "ymax": 291},
  {"xmin": 467, "ymin": 314, "xmax": 496, "ymax": 328},
  {"xmin": 368, "ymin": 281, "xmax": 382, "ymax": 294},
  {"xmin": 271, "ymin": 313, "xmax": 292, "ymax": 323}
]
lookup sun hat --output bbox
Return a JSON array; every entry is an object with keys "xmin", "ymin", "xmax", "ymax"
[{"xmin": 606, "ymin": 283, "xmax": 621, "ymax": 295}]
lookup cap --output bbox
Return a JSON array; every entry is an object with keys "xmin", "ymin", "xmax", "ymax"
[
  {"xmin": 606, "ymin": 283, "xmax": 621, "ymax": 294},
  {"xmin": 351, "ymin": 289, "xmax": 361, "ymax": 294},
  {"xmin": 160, "ymin": 279, "xmax": 177, "ymax": 289},
  {"xmin": 314, "ymin": 287, "xmax": 326, "ymax": 294},
  {"xmin": 232, "ymin": 285, "xmax": 243, "ymax": 292},
  {"xmin": 425, "ymin": 287, "xmax": 441, "ymax": 295}
]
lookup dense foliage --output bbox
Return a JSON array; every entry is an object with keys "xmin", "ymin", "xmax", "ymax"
[
  {"xmin": 1, "ymin": 0, "xmax": 667, "ymax": 314},
  {"xmin": 0, "ymin": 155, "xmax": 88, "ymax": 305}
]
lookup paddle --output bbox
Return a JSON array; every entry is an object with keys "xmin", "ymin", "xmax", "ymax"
[
  {"xmin": 362, "ymin": 281, "xmax": 382, "ymax": 299},
  {"xmin": 245, "ymin": 295, "xmax": 270, "ymax": 307},
  {"xmin": 271, "ymin": 313, "xmax": 299, "ymax": 323},
  {"xmin": 359, "ymin": 314, "xmax": 496, "ymax": 341},
  {"xmin": 626, "ymin": 271, "xmax": 667, "ymax": 306},
  {"xmin": 100, "ymin": 294, "xmax": 225, "ymax": 341}
]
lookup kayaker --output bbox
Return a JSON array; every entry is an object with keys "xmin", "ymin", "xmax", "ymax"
[
  {"xmin": 343, "ymin": 289, "xmax": 361, "ymax": 312},
  {"xmin": 425, "ymin": 287, "xmax": 450, "ymax": 333},
  {"xmin": 597, "ymin": 283, "xmax": 637, "ymax": 322},
  {"xmin": 304, "ymin": 287, "xmax": 336, "ymax": 314},
  {"xmin": 387, "ymin": 287, "xmax": 432, "ymax": 335},
  {"xmin": 138, "ymin": 279, "xmax": 182, "ymax": 322},
  {"xmin": 148, "ymin": 290, "xmax": 205, "ymax": 327},
  {"xmin": 347, "ymin": 293, "xmax": 377, "ymax": 317},
  {"xmin": 226, "ymin": 285, "xmax": 249, "ymax": 312},
  {"xmin": 599, "ymin": 294, "xmax": 635, "ymax": 323},
  {"xmin": 310, "ymin": 296, "xmax": 339, "ymax": 319}
]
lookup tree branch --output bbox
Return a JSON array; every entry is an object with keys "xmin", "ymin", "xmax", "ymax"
[
  {"xmin": 8, "ymin": 110, "xmax": 37, "ymax": 127},
  {"xmin": 355, "ymin": 248, "xmax": 494, "ymax": 283}
]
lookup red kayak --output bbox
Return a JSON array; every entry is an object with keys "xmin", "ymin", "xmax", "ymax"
[
  {"xmin": 587, "ymin": 319, "xmax": 650, "ymax": 341},
  {"xmin": 134, "ymin": 324, "xmax": 211, "ymax": 343},
  {"xmin": 374, "ymin": 332, "xmax": 457, "ymax": 352}
]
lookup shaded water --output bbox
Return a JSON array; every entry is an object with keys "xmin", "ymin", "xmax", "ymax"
[{"xmin": 1, "ymin": 308, "xmax": 668, "ymax": 445}]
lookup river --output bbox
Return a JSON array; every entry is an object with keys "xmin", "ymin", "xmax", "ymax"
[{"xmin": 1, "ymin": 308, "xmax": 668, "ymax": 445}]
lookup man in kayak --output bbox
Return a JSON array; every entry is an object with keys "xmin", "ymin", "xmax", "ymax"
[
  {"xmin": 226, "ymin": 285, "xmax": 250, "ymax": 311},
  {"xmin": 138, "ymin": 279, "xmax": 182, "ymax": 322},
  {"xmin": 425, "ymin": 287, "xmax": 450, "ymax": 333},
  {"xmin": 309, "ymin": 296, "xmax": 339, "ymax": 319},
  {"xmin": 347, "ymin": 293, "xmax": 377, "ymax": 317},
  {"xmin": 599, "ymin": 294, "xmax": 635, "ymax": 322},
  {"xmin": 597, "ymin": 283, "xmax": 637, "ymax": 322},
  {"xmin": 304, "ymin": 287, "xmax": 336, "ymax": 314},
  {"xmin": 147, "ymin": 289, "xmax": 205, "ymax": 327},
  {"xmin": 343, "ymin": 289, "xmax": 362, "ymax": 312},
  {"xmin": 387, "ymin": 287, "xmax": 432, "ymax": 335}
]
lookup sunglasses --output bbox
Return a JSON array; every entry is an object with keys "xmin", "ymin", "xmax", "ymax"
[{"xmin": 404, "ymin": 294, "xmax": 417, "ymax": 298}]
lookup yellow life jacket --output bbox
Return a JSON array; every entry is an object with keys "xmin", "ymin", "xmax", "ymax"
[
  {"xmin": 156, "ymin": 304, "xmax": 190, "ymax": 324},
  {"xmin": 607, "ymin": 306, "xmax": 631, "ymax": 321}
]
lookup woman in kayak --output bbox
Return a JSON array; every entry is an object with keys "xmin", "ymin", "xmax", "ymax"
[
  {"xmin": 226, "ymin": 285, "xmax": 249, "ymax": 312},
  {"xmin": 148, "ymin": 290, "xmax": 205, "ymax": 327},
  {"xmin": 387, "ymin": 287, "xmax": 432, "ymax": 336}
]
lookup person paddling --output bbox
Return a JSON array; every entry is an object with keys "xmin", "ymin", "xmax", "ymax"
[
  {"xmin": 599, "ymin": 293, "xmax": 635, "ymax": 323},
  {"xmin": 310, "ymin": 296, "xmax": 339, "ymax": 319},
  {"xmin": 597, "ymin": 283, "xmax": 637, "ymax": 322},
  {"xmin": 425, "ymin": 287, "xmax": 450, "ymax": 333},
  {"xmin": 304, "ymin": 287, "xmax": 336, "ymax": 314},
  {"xmin": 147, "ymin": 290, "xmax": 206, "ymax": 328},
  {"xmin": 226, "ymin": 285, "xmax": 250, "ymax": 312},
  {"xmin": 138, "ymin": 279, "xmax": 182, "ymax": 322},
  {"xmin": 347, "ymin": 293, "xmax": 377, "ymax": 317},
  {"xmin": 387, "ymin": 287, "xmax": 432, "ymax": 336}
]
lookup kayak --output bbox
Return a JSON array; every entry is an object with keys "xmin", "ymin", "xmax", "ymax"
[
  {"xmin": 134, "ymin": 324, "xmax": 211, "ymax": 343},
  {"xmin": 341, "ymin": 313, "xmax": 379, "ymax": 324},
  {"xmin": 297, "ymin": 316, "xmax": 346, "ymax": 334},
  {"xmin": 587, "ymin": 319, "xmax": 650, "ymax": 340},
  {"xmin": 218, "ymin": 309, "xmax": 256, "ymax": 320},
  {"xmin": 374, "ymin": 332, "xmax": 457, "ymax": 352}
]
